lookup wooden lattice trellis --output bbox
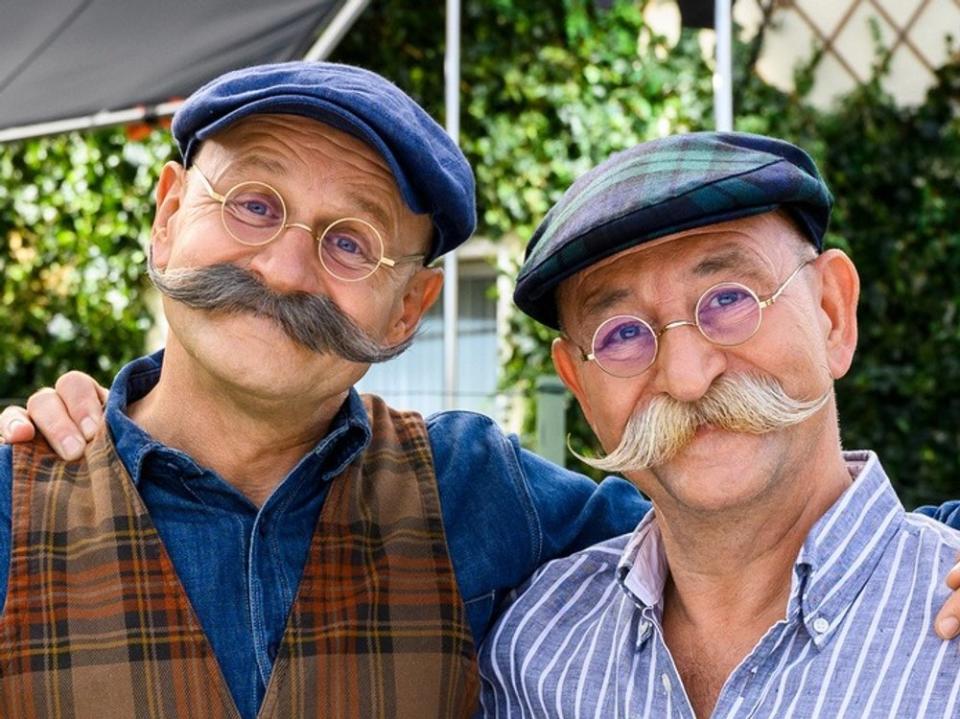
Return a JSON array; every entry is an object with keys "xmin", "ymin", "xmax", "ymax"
[{"xmin": 774, "ymin": 0, "xmax": 959, "ymax": 84}]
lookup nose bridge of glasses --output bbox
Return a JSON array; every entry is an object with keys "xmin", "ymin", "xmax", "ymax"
[
  {"xmin": 658, "ymin": 318, "xmax": 698, "ymax": 338},
  {"xmin": 283, "ymin": 220, "xmax": 317, "ymax": 238}
]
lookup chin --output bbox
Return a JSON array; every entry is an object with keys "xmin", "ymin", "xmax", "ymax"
[
  {"xmin": 177, "ymin": 315, "xmax": 330, "ymax": 391},
  {"xmin": 648, "ymin": 432, "xmax": 783, "ymax": 513}
]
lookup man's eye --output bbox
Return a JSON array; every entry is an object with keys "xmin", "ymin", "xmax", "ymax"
[
  {"xmin": 241, "ymin": 200, "xmax": 271, "ymax": 216},
  {"xmin": 227, "ymin": 191, "xmax": 282, "ymax": 224},
  {"xmin": 598, "ymin": 319, "xmax": 648, "ymax": 350},
  {"xmin": 705, "ymin": 287, "xmax": 751, "ymax": 309},
  {"xmin": 618, "ymin": 325, "xmax": 640, "ymax": 340},
  {"xmin": 333, "ymin": 235, "xmax": 361, "ymax": 254}
]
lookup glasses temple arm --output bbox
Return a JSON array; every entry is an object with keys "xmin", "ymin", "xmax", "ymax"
[{"xmin": 758, "ymin": 259, "xmax": 814, "ymax": 309}]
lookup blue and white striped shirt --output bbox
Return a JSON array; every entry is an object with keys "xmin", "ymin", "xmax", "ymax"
[{"xmin": 478, "ymin": 451, "xmax": 960, "ymax": 718}]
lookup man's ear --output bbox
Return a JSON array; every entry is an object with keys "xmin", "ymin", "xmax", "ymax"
[
  {"xmin": 814, "ymin": 249, "xmax": 860, "ymax": 379},
  {"xmin": 150, "ymin": 161, "xmax": 187, "ymax": 269},
  {"xmin": 552, "ymin": 335, "xmax": 597, "ymax": 429},
  {"xmin": 385, "ymin": 266, "xmax": 444, "ymax": 345}
]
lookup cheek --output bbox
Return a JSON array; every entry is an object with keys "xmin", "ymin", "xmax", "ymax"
[
  {"xmin": 164, "ymin": 206, "xmax": 250, "ymax": 265},
  {"xmin": 581, "ymin": 374, "xmax": 646, "ymax": 448},
  {"xmin": 746, "ymin": 312, "xmax": 831, "ymax": 391}
]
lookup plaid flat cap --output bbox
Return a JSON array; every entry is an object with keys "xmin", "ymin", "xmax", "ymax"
[
  {"xmin": 172, "ymin": 61, "xmax": 475, "ymax": 262},
  {"xmin": 514, "ymin": 132, "xmax": 833, "ymax": 329}
]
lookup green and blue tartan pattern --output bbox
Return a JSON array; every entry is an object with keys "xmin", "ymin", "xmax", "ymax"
[
  {"xmin": 514, "ymin": 132, "xmax": 832, "ymax": 328},
  {"xmin": 1, "ymin": 394, "xmax": 477, "ymax": 718}
]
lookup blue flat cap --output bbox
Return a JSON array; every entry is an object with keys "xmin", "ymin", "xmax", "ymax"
[
  {"xmin": 514, "ymin": 131, "xmax": 833, "ymax": 329},
  {"xmin": 172, "ymin": 61, "xmax": 475, "ymax": 262}
]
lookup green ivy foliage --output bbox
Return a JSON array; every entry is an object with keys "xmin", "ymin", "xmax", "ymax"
[
  {"xmin": 337, "ymin": 0, "xmax": 960, "ymax": 506},
  {"xmin": 1, "ymin": 0, "xmax": 957, "ymax": 506},
  {"xmin": 811, "ymin": 67, "xmax": 960, "ymax": 508},
  {"xmin": 0, "ymin": 129, "xmax": 171, "ymax": 399},
  {"xmin": 334, "ymin": 0, "xmax": 714, "ymax": 473}
]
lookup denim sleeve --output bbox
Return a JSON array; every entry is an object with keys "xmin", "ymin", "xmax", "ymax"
[
  {"xmin": 914, "ymin": 501, "xmax": 960, "ymax": 529},
  {"xmin": 427, "ymin": 411, "xmax": 651, "ymax": 646},
  {"xmin": 0, "ymin": 444, "xmax": 12, "ymax": 612}
]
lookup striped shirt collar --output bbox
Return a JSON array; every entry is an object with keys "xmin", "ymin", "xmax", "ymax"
[{"xmin": 617, "ymin": 451, "xmax": 904, "ymax": 648}]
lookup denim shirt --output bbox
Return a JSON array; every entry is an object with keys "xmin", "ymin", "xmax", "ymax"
[{"xmin": 0, "ymin": 352, "xmax": 650, "ymax": 719}]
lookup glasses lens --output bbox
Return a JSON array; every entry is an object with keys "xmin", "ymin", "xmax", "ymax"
[
  {"xmin": 222, "ymin": 183, "xmax": 285, "ymax": 245},
  {"xmin": 592, "ymin": 315, "xmax": 657, "ymax": 377},
  {"xmin": 320, "ymin": 218, "xmax": 383, "ymax": 281},
  {"xmin": 696, "ymin": 283, "xmax": 761, "ymax": 345}
]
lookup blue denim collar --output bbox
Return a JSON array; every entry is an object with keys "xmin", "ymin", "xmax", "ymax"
[{"xmin": 105, "ymin": 350, "xmax": 372, "ymax": 488}]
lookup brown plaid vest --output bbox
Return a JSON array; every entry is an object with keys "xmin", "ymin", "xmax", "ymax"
[{"xmin": 0, "ymin": 395, "xmax": 478, "ymax": 718}]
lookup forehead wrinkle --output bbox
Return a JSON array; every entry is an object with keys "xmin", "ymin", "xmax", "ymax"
[{"xmin": 220, "ymin": 153, "xmax": 289, "ymax": 180}]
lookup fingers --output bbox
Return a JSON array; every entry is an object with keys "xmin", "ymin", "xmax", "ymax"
[
  {"xmin": 948, "ymin": 559, "xmax": 960, "ymax": 591},
  {"xmin": 935, "ymin": 557, "xmax": 960, "ymax": 640},
  {"xmin": 0, "ymin": 406, "xmax": 36, "ymax": 444},
  {"xmin": 54, "ymin": 371, "xmax": 107, "ymax": 441},
  {"xmin": 25, "ymin": 389, "xmax": 87, "ymax": 461}
]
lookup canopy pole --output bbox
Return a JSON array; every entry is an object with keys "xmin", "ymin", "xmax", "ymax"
[
  {"xmin": 303, "ymin": 0, "xmax": 372, "ymax": 61},
  {"xmin": 714, "ymin": 0, "xmax": 733, "ymax": 131},
  {"xmin": 442, "ymin": 0, "xmax": 461, "ymax": 410},
  {"xmin": 0, "ymin": 101, "xmax": 182, "ymax": 143}
]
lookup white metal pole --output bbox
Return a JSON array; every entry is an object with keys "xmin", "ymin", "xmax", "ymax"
[
  {"xmin": 442, "ymin": 0, "xmax": 461, "ymax": 410},
  {"xmin": 303, "ymin": 0, "xmax": 372, "ymax": 61},
  {"xmin": 714, "ymin": 0, "xmax": 734, "ymax": 131},
  {"xmin": 0, "ymin": 101, "xmax": 183, "ymax": 143}
]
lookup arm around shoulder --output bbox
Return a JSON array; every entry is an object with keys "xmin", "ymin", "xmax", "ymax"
[
  {"xmin": 0, "ymin": 443, "xmax": 14, "ymax": 613},
  {"xmin": 914, "ymin": 501, "xmax": 960, "ymax": 530}
]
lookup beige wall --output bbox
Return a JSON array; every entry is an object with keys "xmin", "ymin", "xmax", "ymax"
[{"xmin": 645, "ymin": 0, "xmax": 960, "ymax": 108}]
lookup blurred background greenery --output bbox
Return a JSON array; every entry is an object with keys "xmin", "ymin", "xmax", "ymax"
[{"xmin": 2, "ymin": 0, "xmax": 958, "ymax": 506}]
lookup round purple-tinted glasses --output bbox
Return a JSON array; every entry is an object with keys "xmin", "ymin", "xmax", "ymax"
[{"xmin": 582, "ymin": 260, "xmax": 814, "ymax": 378}]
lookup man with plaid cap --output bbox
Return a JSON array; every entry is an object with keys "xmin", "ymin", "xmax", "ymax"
[
  {"xmin": 0, "ymin": 62, "xmax": 656, "ymax": 719},
  {"xmin": 4, "ymin": 83, "xmax": 960, "ymax": 718},
  {"xmin": 480, "ymin": 133, "xmax": 960, "ymax": 719},
  {"xmin": 477, "ymin": 132, "xmax": 960, "ymax": 717}
]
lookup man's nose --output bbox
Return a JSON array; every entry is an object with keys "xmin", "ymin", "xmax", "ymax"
[
  {"xmin": 649, "ymin": 324, "xmax": 726, "ymax": 403},
  {"xmin": 246, "ymin": 223, "xmax": 322, "ymax": 293}
]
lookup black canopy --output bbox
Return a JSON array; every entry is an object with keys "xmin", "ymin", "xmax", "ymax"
[{"xmin": 0, "ymin": 0, "xmax": 355, "ymax": 139}]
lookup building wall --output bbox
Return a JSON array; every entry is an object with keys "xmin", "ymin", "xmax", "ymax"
[
  {"xmin": 355, "ymin": 238, "xmax": 509, "ymax": 421},
  {"xmin": 646, "ymin": 0, "xmax": 960, "ymax": 108},
  {"xmin": 738, "ymin": 0, "xmax": 960, "ymax": 108}
]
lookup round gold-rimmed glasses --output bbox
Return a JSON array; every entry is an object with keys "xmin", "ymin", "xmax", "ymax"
[
  {"xmin": 577, "ymin": 260, "xmax": 814, "ymax": 378},
  {"xmin": 193, "ymin": 168, "xmax": 426, "ymax": 282}
]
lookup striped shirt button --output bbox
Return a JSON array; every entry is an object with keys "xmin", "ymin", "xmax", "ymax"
[
  {"xmin": 813, "ymin": 617, "xmax": 830, "ymax": 633},
  {"xmin": 661, "ymin": 673, "xmax": 672, "ymax": 692}
]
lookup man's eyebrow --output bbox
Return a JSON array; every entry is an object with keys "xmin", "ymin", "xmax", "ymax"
[
  {"xmin": 690, "ymin": 248, "xmax": 767, "ymax": 284},
  {"xmin": 223, "ymin": 154, "xmax": 289, "ymax": 178},
  {"xmin": 580, "ymin": 287, "xmax": 634, "ymax": 324},
  {"xmin": 341, "ymin": 191, "xmax": 393, "ymax": 234}
]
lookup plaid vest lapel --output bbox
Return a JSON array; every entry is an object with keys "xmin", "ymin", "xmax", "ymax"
[{"xmin": 259, "ymin": 394, "xmax": 478, "ymax": 718}]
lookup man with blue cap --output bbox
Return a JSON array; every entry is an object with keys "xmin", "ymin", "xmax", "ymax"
[
  {"xmin": 479, "ymin": 132, "xmax": 960, "ymax": 717},
  {"xmin": 0, "ymin": 62, "xmax": 653, "ymax": 718}
]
